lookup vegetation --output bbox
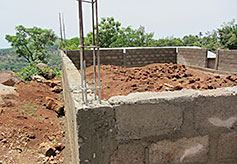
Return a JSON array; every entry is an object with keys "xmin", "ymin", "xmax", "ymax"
[
  {"xmin": 67, "ymin": 17, "xmax": 237, "ymax": 52},
  {"xmin": 0, "ymin": 18, "xmax": 236, "ymax": 74},
  {"xmin": 1, "ymin": 25, "xmax": 61, "ymax": 81},
  {"xmin": 5, "ymin": 25, "xmax": 57, "ymax": 64}
]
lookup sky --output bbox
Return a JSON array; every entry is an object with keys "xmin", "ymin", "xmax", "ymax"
[{"xmin": 0, "ymin": 0, "xmax": 236, "ymax": 49}]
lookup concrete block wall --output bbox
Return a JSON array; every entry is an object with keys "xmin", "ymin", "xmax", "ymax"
[
  {"xmin": 125, "ymin": 48, "xmax": 177, "ymax": 67},
  {"xmin": 66, "ymin": 48, "xmax": 177, "ymax": 69},
  {"xmin": 62, "ymin": 51, "xmax": 237, "ymax": 163},
  {"xmin": 109, "ymin": 89, "xmax": 237, "ymax": 164},
  {"xmin": 215, "ymin": 49, "xmax": 237, "ymax": 72},
  {"xmin": 177, "ymin": 48, "xmax": 208, "ymax": 68}
]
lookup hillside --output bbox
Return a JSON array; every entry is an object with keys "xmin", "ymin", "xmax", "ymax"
[{"xmin": 0, "ymin": 44, "xmax": 62, "ymax": 71}]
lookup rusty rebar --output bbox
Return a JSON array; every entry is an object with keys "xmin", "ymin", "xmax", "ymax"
[{"xmin": 95, "ymin": 0, "xmax": 101, "ymax": 103}]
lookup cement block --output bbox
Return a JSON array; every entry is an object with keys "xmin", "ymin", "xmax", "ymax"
[
  {"xmin": 114, "ymin": 103, "xmax": 184, "ymax": 139},
  {"xmin": 149, "ymin": 135, "xmax": 209, "ymax": 164},
  {"xmin": 111, "ymin": 143, "xmax": 145, "ymax": 164},
  {"xmin": 77, "ymin": 105, "xmax": 117, "ymax": 164},
  {"xmin": 217, "ymin": 131, "xmax": 237, "ymax": 160},
  {"xmin": 194, "ymin": 89, "xmax": 237, "ymax": 134}
]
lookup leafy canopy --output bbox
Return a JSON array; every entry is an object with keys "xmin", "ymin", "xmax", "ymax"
[
  {"xmin": 5, "ymin": 25, "xmax": 57, "ymax": 64},
  {"xmin": 85, "ymin": 17, "xmax": 154, "ymax": 48},
  {"xmin": 66, "ymin": 17, "xmax": 237, "ymax": 52}
]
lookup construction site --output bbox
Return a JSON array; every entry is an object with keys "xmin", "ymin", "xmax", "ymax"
[{"xmin": 61, "ymin": 1, "xmax": 237, "ymax": 163}]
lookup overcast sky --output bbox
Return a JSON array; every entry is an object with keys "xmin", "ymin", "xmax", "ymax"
[{"xmin": 0, "ymin": 0, "xmax": 236, "ymax": 49}]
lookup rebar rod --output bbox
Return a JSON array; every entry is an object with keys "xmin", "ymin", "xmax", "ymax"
[
  {"xmin": 78, "ymin": 0, "xmax": 85, "ymax": 103},
  {"xmin": 91, "ymin": 0, "xmax": 97, "ymax": 100},
  {"xmin": 95, "ymin": 0, "xmax": 101, "ymax": 103},
  {"xmin": 58, "ymin": 13, "xmax": 64, "ymax": 50},
  {"xmin": 62, "ymin": 13, "xmax": 67, "ymax": 54},
  {"xmin": 83, "ymin": 60, "xmax": 88, "ymax": 103}
]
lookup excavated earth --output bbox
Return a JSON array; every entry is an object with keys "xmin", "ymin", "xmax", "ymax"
[
  {"xmin": 86, "ymin": 63, "xmax": 237, "ymax": 100},
  {"xmin": 0, "ymin": 79, "xmax": 65, "ymax": 164}
]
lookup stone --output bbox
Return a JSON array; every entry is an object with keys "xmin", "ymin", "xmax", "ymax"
[
  {"xmin": 0, "ymin": 83, "xmax": 15, "ymax": 92},
  {"xmin": 36, "ymin": 63, "xmax": 56, "ymax": 80},
  {"xmin": 217, "ymin": 131, "xmax": 237, "ymax": 160},
  {"xmin": 45, "ymin": 97, "xmax": 64, "ymax": 116},
  {"xmin": 0, "ymin": 70, "xmax": 22, "ymax": 86},
  {"xmin": 0, "ymin": 86, "xmax": 19, "ymax": 107},
  {"xmin": 54, "ymin": 144, "xmax": 65, "ymax": 151},
  {"xmin": 149, "ymin": 135, "xmax": 209, "ymax": 164},
  {"xmin": 111, "ymin": 143, "xmax": 145, "ymax": 164},
  {"xmin": 44, "ymin": 79, "xmax": 61, "ymax": 88},
  {"xmin": 39, "ymin": 142, "xmax": 56, "ymax": 157},
  {"xmin": 2, "ymin": 78, "xmax": 17, "ymax": 87},
  {"xmin": 31, "ymin": 74, "xmax": 46, "ymax": 83},
  {"xmin": 51, "ymin": 86, "xmax": 62, "ymax": 93}
]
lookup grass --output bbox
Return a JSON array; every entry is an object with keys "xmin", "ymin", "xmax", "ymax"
[{"xmin": 17, "ymin": 101, "xmax": 38, "ymax": 116}]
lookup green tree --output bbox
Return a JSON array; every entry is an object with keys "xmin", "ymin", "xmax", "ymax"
[
  {"xmin": 218, "ymin": 19, "xmax": 237, "ymax": 49},
  {"xmin": 85, "ymin": 17, "xmax": 154, "ymax": 48},
  {"xmin": 200, "ymin": 31, "xmax": 221, "ymax": 52},
  {"xmin": 85, "ymin": 17, "xmax": 121, "ymax": 48},
  {"xmin": 111, "ymin": 26, "xmax": 154, "ymax": 47},
  {"xmin": 5, "ymin": 25, "xmax": 57, "ymax": 64},
  {"xmin": 65, "ymin": 37, "xmax": 80, "ymax": 50},
  {"xmin": 150, "ymin": 37, "xmax": 183, "ymax": 47}
]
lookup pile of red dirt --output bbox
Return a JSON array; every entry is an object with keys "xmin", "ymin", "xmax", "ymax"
[
  {"xmin": 0, "ymin": 79, "xmax": 65, "ymax": 164},
  {"xmin": 86, "ymin": 63, "xmax": 237, "ymax": 100}
]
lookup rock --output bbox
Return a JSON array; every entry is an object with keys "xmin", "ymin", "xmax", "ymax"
[
  {"xmin": 188, "ymin": 79, "xmax": 195, "ymax": 84},
  {"xmin": 0, "ymin": 85, "xmax": 19, "ymax": 107},
  {"xmin": 36, "ymin": 63, "xmax": 56, "ymax": 80},
  {"xmin": 173, "ymin": 85, "xmax": 183, "ymax": 90},
  {"xmin": 51, "ymin": 86, "xmax": 62, "ymax": 93},
  {"xmin": 39, "ymin": 142, "xmax": 56, "ymax": 157},
  {"xmin": 0, "ymin": 70, "xmax": 23, "ymax": 86},
  {"xmin": 0, "ymin": 83, "xmax": 15, "ymax": 92},
  {"xmin": 31, "ymin": 74, "xmax": 46, "ymax": 83},
  {"xmin": 44, "ymin": 80, "xmax": 60, "ymax": 88},
  {"xmin": 45, "ymin": 97, "xmax": 64, "ymax": 116},
  {"xmin": 54, "ymin": 144, "xmax": 65, "ymax": 151}
]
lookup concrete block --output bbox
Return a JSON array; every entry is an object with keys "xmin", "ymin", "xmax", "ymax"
[
  {"xmin": 114, "ymin": 103, "xmax": 184, "ymax": 139},
  {"xmin": 194, "ymin": 89, "xmax": 237, "ymax": 134},
  {"xmin": 217, "ymin": 131, "xmax": 237, "ymax": 160},
  {"xmin": 111, "ymin": 143, "xmax": 145, "ymax": 164},
  {"xmin": 77, "ymin": 105, "xmax": 117, "ymax": 164},
  {"xmin": 149, "ymin": 135, "xmax": 209, "ymax": 164}
]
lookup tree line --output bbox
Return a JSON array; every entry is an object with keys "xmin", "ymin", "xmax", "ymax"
[{"xmin": 65, "ymin": 17, "xmax": 237, "ymax": 52}]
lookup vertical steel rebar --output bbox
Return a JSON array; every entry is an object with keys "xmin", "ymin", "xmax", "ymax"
[
  {"xmin": 62, "ymin": 13, "xmax": 67, "ymax": 54},
  {"xmin": 77, "ymin": 0, "xmax": 101, "ymax": 104},
  {"xmin": 58, "ymin": 13, "xmax": 64, "ymax": 50},
  {"xmin": 91, "ymin": 0, "xmax": 97, "ymax": 100},
  {"xmin": 78, "ymin": 0, "xmax": 85, "ymax": 103},
  {"xmin": 95, "ymin": 0, "xmax": 101, "ymax": 103}
]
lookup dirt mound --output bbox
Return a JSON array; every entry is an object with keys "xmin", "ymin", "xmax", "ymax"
[
  {"xmin": 86, "ymin": 63, "xmax": 237, "ymax": 100},
  {"xmin": 0, "ymin": 80, "xmax": 65, "ymax": 164}
]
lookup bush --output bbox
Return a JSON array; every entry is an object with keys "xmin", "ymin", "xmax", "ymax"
[
  {"xmin": 17, "ymin": 63, "xmax": 61, "ymax": 81},
  {"xmin": 17, "ymin": 63, "xmax": 42, "ymax": 81}
]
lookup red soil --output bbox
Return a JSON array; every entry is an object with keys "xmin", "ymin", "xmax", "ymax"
[
  {"xmin": 0, "ymin": 80, "xmax": 65, "ymax": 164},
  {"xmin": 86, "ymin": 63, "xmax": 237, "ymax": 100}
]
